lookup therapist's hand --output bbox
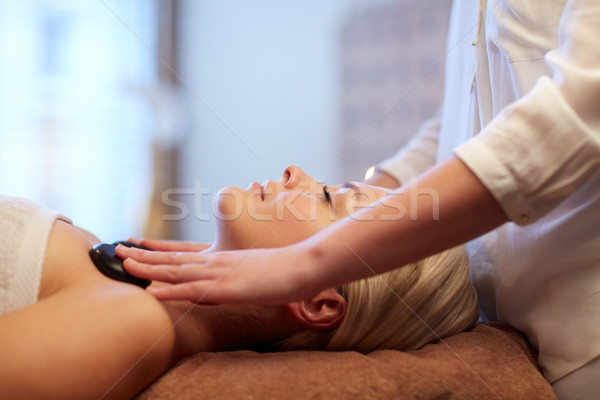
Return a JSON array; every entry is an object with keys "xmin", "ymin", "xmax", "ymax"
[
  {"xmin": 126, "ymin": 237, "xmax": 212, "ymax": 252},
  {"xmin": 364, "ymin": 169, "xmax": 401, "ymax": 189},
  {"xmin": 116, "ymin": 244, "xmax": 321, "ymax": 305}
]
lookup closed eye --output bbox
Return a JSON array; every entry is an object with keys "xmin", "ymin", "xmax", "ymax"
[{"xmin": 323, "ymin": 185, "xmax": 332, "ymax": 204}]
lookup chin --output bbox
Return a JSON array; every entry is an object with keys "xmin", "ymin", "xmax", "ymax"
[
  {"xmin": 211, "ymin": 188, "xmax": 238, "ymax": 249},
  {"xmin": 215, "ymin": 186, "xmax": 245, "ymax": 222}
]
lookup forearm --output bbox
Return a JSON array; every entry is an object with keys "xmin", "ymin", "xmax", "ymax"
[{"xmin": 304, "ymin": 156, "xmax": 508, "ymax": 289}]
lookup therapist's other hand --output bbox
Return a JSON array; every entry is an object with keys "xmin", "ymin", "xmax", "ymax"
[
  {"xmin": 126, "ymin": 237, "xmax": 212, "ymax": 252},
  {"xmin": 116, "ymin": 245, "xmax": 319, "ymax": 305},
  {"xmin": 364, "ymin": 169, "xmax": 401, "ymax": 189}
]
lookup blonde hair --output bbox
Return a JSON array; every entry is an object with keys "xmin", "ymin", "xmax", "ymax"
[{"xmin": 275, "ymin": 245, "xmax": 478, "ymax": 352}]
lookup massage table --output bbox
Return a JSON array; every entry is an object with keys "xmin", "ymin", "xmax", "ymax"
[{"xmin": 137, "ymin": 323, "xmax": 557, "ymax": 399}]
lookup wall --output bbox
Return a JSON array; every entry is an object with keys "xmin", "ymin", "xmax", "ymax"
[
  {"xmin": 0, "ymin": 0, "xmax": 157, "ymax": 241},
  {"xmin": 175, "ymin": 0, "xmax": 451, "ymax": 243},
  {"xmin": 177, "ymin": 0, "xmax": 349, "ymax": 242},
  {"xmin": 337, "ymin": 0, "xmax": 452, "ymax": 180}
]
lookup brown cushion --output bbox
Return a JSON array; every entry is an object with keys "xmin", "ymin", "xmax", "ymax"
[{"xmin": 137, "ymin": 323, "xmax": 556, "ymax": 400}]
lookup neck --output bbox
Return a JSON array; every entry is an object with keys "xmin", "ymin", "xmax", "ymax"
[
  {"xmin": 204, "ymin": 240, "xmax": 231, "ymax": 253},
  {"xmin": 205, "ymin": 229, "xmax": 250, "ymax": 252},
  {"xmin": 160, "ymin": 238, "xmax": 302, "ymax": 364},
  {"xmin": 162, "ymin": 300, "xmax": 300, "ymax": 365}
]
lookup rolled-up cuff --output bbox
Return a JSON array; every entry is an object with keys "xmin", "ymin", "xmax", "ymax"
[{"xmin": 454, "ymin": 139, "xmax": 534, "ymax": 225}]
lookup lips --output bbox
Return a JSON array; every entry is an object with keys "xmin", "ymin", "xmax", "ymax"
[{"xmin": 249, "ymin": 181, "xmax": 264, "ymax": 201}]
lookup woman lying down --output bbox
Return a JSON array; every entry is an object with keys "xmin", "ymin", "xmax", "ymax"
[{"xmin": 0, "ymin": 166, "xmax": 478, "ymax": 399}]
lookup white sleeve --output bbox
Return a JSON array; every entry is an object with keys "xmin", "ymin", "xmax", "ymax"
[
  {"xmin": 377, "ymin": 108, "xmax": 441, "ymax": 185},
  {"xmin": 454, "ymin": 0, "xmax": 600, "ymax": 225}
]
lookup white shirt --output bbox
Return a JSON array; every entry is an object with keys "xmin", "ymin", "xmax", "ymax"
[{"xmin": 379, "ymin": 0, "xmax": 600, "ymax": 383}]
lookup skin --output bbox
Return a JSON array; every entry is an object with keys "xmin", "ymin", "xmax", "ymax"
[
  {"xmin": 119, "ymin": 156, "xmax": 508, "ymax": 305},
  {"xmin": 132, "ymin": 167, "xmax": 394, "ymax": 252},
  {"xmin": 365, "ymin": 169, "xmax": 401, "ymax": 189},
  {"xmin": 0, "ymin": 226, "xmax": 300, "ymax": 400},
  {"xmin": 128, "ymin": 167, "xmax": 399, "ymax": 251},
  {"xmin": 119, "ymin": 166, "xmax": 397, "ymax": 300},
  {"xmin": 0, "ymin": 221, "xmax": 175, "ymax": 399},
  {"xmin": 2, "ymin": 166, "xmax": 385, "ymax": 399},
  {"xmin": 210, "ymin": 165, "xmax": 391, "ymax": 250}
]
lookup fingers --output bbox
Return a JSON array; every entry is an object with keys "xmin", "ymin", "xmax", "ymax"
[
  {"xmin": 184, "ymin": 242, "xmax": 212, "ymax": 252},
  {"xmin": 135, "ymin": 238, "xmax": 211, "ymax": 252},
  {"xmin": 116, "ymin": 245, "xmax": 204, "ymax": 265},
  {"xmin": 119, "ymin": 245, "xmax": 309, "ymax": 306},
  {"xmin": 122, "ymin": 258, "xmax": 216, "ymax": 283},
  {"xmin": 126, "ymin": 237, "xmax": 142, "ymax": 245},
  {"xmin": 139, "ymin": 239, "xmax": 185, "ymax": 251},
  {"xmin": 122, "ymin": 257, "xmax": 237, "ymax": 304}
]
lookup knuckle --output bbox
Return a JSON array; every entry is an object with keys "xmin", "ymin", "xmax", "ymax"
[
  {"xmin": 126, "ymin": 247, "xmax": 140, "ymax": 256},
  {"xmin": 167, "ymin": 252, "xmax": 180, "ymax": 262},
  {"xmin": 165, "ymin": 266, "xmax": 183, "ymax": 282}
]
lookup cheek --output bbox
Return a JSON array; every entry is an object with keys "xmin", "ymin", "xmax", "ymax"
[
  {"xmin": 218, "ymin": 217, "xmax": 323, "ymax": 249},
  {"xmin": 266, "ymin": 196, "xmax": 333, "ymax": 246},
  {"xmin": 266, "ymin": 218, "xmax": 330, "ymax": 247},
  {"xmin": 245, "ymin": 196, "xmax": 334, "ymax": 248},
  {"xmin": 258, "ymin": 192, "xmax": 330, "ymax": 222},
  {"xmin": 217, "ymin": 191, "xmax": 335, "ymax": 249}
]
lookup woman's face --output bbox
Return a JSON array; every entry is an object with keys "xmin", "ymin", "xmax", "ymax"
[{"xmin": 214, "ymin": 165, "xmax": 391, "ymax": 249}]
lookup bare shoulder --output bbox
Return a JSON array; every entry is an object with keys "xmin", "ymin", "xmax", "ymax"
[
  {"xmin": 39, "ymin": 219, "xmax": 102, "ymax": 297},
  {"xmin": 0, "ymin": 220, "xmax": 177, "ymax": 399},
  {"xmin": 0, "ymin": 281, "xmax": 177, "ymax": 399}
]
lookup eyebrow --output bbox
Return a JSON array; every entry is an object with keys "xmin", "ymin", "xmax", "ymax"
[
  {"xmin": 341, "ymin": 181, "xmax": 361, "ymax": 193},
  {"xmin": 335, "ymin": 181, "xmax": 366, "ymax": 214}
]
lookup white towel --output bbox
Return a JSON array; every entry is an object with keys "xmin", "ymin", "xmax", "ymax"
[{"xmin": 0, "ymin": 195, "xmax": 71, "ymax": 315}]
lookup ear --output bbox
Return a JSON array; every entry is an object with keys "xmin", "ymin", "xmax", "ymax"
[{"xmin": 285, "ymin": 288, "xmax": 347, "ymax": 330}]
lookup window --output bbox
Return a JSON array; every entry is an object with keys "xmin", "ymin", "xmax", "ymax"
[{"xmin": 0, "ymin": 0, "xmax": 158, "ymax": 241}]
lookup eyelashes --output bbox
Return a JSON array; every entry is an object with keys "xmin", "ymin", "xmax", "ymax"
[{"xmin": 322, "ymin": 185, "xmax": 332, "ymax": 204}]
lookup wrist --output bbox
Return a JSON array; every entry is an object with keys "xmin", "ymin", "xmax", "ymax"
[
  {"xmin": 287, "ymin": 238, "xmax": 332, "ymax": 299},
  {"xmin": 297, "ymin": 234, "xmax": 355, "ymax": 293}
]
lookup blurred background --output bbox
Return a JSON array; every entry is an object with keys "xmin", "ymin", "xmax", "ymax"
[{"xmin": 0, "ymin": 0, "xmax": 450, "ymax": 243}]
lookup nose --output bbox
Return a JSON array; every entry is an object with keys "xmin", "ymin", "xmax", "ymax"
[{"xmin": 283, "ymin": 165, "xmax": 314, "ymax": 189}]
